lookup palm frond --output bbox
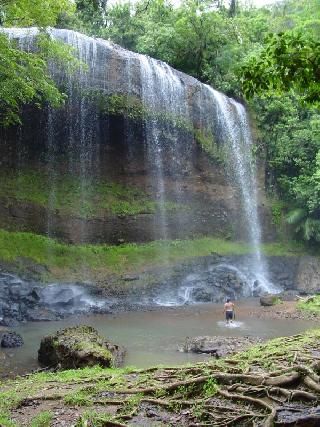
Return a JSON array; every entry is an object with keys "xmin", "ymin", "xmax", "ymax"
[
  {"xmin": 303, "ymin": 218, "xmax": 320, "ymax": 241},
  {"xmin": 286, "ymin": 208, "xmax": 307, "ymax": 225}
]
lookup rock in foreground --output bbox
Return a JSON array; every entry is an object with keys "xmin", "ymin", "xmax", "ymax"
[
  {"xmin": 38, "ymin": 325, "xmax": 125, "ymax": 369},
  {"xmin": 182, "ymin": 335, "xmax": 262, "ymax": 357}
]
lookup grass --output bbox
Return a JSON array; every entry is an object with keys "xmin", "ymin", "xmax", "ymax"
[
  {"xmin": 30, "ymin": 411, "xmax": 53, "ymax": 427},
  {"xmin": 230, "ymin": 328, "xmax": 320, "ymax": 370},
  {"xmin": 0, "ymin": 329, "xmax": 319, "ymax": 427},
  {"xmin": 0, "ymin": 169, "xmax": 181, "ymax": 218},
  {"xmin": 0, "ymin": 228, "xmax": 305, "ymax": 280},
  {"xmin": 297, "ymin": 295, "xmax": 320, "ymax": 315}
]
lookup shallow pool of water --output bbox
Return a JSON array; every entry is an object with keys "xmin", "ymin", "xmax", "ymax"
[{"xmin": 0, "ymin": 299, "xmax": 314, "ymax": 377}]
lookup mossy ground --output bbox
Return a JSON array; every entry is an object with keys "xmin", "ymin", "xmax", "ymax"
[
  {"xmin": 297, "ymin": 295, "xmax": 320, "ymax": 315},
  {"xmin": 0, "ymin": 170, "xmax": 183, "ymax": 218},
  {"xmin": 0, "ymin": 228, "xmax": 304, "ymax": 281},
  {"xmin": 0, "ymin": 329, "xmax": 319, "ymax": 426}
]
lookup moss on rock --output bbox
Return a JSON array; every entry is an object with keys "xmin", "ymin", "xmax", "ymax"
[{"xmin": 38, "ymin": 325, "xmax": 125, "ymax": 369}]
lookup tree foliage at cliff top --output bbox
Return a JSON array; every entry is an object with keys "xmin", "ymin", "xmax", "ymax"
[
  {"xmin": 0, "ymin": 0, "xmax": 76, "ymax": 126},
  {"xmin": 241, "ymin": 31, "xmax": 320, "ymax": 105},
  {"xmin": 1, "ymin": 0, "xmax": 74, "ymax": 27}
]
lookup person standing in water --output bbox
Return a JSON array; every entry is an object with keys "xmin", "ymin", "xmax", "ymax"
[{"xmin": 224, "ymin": 298, "xmax": 235, "ymax": 324}]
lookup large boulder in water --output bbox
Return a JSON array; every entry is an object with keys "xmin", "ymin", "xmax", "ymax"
[
  {"xmin": 38, "ymin": 325, "xmax": 125, "ymax": 369},
  {"xmin": 260, "ymin": 294, "xmax": 281, "ymax": 306}
]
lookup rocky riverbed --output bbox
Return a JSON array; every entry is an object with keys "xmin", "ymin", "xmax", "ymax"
[{"xmin": 0, "ymin": 253, "xmax": 307, "ymax": 326}]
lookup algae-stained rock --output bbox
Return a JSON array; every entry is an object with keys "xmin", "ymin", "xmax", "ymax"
[
  {"xmin": 38, "ymin": 325, "xmax": 125, "ymax": 369},
  {"xmin": 260, "ymin": 294, "xmax": 281, "ymax": 306}
]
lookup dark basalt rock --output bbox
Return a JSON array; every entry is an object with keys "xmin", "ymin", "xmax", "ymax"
[
  {"xmin": 1, "ymin": 331, "xmax": 24, "ymax": 348},
  {"xmin": 0, "ymin": 272, "xmax": 111, "ymax": 325},
  {"xmin": 38, "ymin": 325, "xmax": 125, "ymax": 369},
  {"xmin": 276, "ymin": 404, "xmax": 320, "ymax": 426}
]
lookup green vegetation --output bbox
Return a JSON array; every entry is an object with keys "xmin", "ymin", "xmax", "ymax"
[
  {"xmin": 297, "ymin": 295, "xmax": 320, "ymax": 315},
  {"xmin": 194, "ymin": 129, "xmax": 225, "ymax": 164},
  {"xmin": 1, "ymin": 0, "xmax": 74, "ymax": 27},
  {"xmin": 0, "ymin": 228, "xmax": 304, "ymax": 279},
  {"xmin": 1, "ymin": 0, "xmax": 320, "ymax": 247},
  {"xmin": 64, "ymin": 391, "xmax": 92, "ymax": 407},
  {"xmin": 0, "ymin": 411, "xmax": 16, "ymax": 427},
  {"xmin": 0, "ymin": 169, "xmax": 182, "ymax": 217},
  {"xmin": 0, "ymin": 1, "xmax": 77, "ymax": 126},
  {"xmin": 30, "ymin": 411, "xmax": 53, "ymax": 427},
  {"xmin": 253, "ymin": 94, "xmax": 320, "ymax": 243},
  {"xmin": 0, "ymin": 329, "xmax": 319, "ymax": 426},
  {"xmin": 270, "ymin": 199, "xmax": 286, "ymax": 227},
  {"xmin": 241, "ymin": 31, "xmax": 320, "ymax": 104},
  {"xmin": 230, "ymin": 328, "xmax": 320, "ymax": 369}
]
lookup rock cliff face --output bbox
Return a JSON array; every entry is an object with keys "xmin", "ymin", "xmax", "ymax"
[
  {"xmin": 0, "ymin": 28, "xmax": 273, "ymax": 245},
  {"xmin": 296, "ymin": 256, "xmax": 320, "ymax": 293}
]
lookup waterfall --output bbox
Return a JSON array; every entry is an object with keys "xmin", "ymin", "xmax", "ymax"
[
  {"xmin": 207, "ymin": 88, "xmax": 278, "ymax": 293},
  {"xmin": 139, "ymin": 56, "xmax": 188, "ymax": 243},
  {"xmin": 2, "ymin": 28, "xmax": 278, "ymax": 294}
]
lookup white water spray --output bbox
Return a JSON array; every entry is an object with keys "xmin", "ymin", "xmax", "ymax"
[{"xmin": 208, "ymin": 88, "xmax": 278, "ymax": 293}]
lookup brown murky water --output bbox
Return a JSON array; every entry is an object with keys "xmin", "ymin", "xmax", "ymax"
[{"xmin": 0, "ymin": 299, "xmax": 314, "ymax": 377}]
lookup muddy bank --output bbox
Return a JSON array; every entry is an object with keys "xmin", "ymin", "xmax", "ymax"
[{"xmin": 249, "ymin": 300, "xmax": 320, "ymax": 322}]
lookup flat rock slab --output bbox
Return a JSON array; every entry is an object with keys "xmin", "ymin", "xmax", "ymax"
[
  {"xmin": 38, "ymin": 325, "xmax": 125, "ymax": 369},
  {"xmin": 181, "ymin": 335, "xmax": 263, "ymax": 357},
  {"xmin": 276, "ymin": 404, "xmax": 320, "ymax": 426}
]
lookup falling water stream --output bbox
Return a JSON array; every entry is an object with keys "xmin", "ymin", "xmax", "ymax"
[
  {"xmin": 0, "ymin": 28, "xmax": 302, "ymax": 380},
  {"xmin": 2, "ymin": 28, "xmax": 277, "ymax": 296},
  {"xmin": 208, "ymin": 88, "xmax": 278, "ymax": 294}
]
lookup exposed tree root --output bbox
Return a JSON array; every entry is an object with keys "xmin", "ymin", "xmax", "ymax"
[{"xmin": 4, "ymin": 332, "xmax": 320, "ymax": 427}]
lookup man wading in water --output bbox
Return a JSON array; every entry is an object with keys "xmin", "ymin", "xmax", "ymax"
[{"xmin": 224, "ymin": 298, "xmax": 235, "ymax": 325}]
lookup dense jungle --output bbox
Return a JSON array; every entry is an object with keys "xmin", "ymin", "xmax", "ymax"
[{"xmin": 0, "ymin": 0, "xmax": 320, "ymax": 426}]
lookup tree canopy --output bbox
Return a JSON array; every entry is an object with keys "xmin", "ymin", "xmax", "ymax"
[
  {"xmin": 241, "ymin": 31, "xmax": 320, "ymax": 104},
  {"xmin": 0, "ymin": 0, "xmax": 77, "ymax": 125}
]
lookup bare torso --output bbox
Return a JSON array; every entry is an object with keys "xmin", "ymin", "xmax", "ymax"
[{"xmin": 224, "ymin": 302, "xmax": 234, "ymax": 311}]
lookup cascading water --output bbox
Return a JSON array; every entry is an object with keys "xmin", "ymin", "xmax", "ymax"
[
  {"xmin": 1, "ymin": 28, "xmax": 279, "ymax": 300},
  {"xmin": 208, "ymin": 88, "xmax": 278, "ymax": 294},
  {"xmin": 139, "ymin": 56, "xmax": 188, "ymax": 244}
]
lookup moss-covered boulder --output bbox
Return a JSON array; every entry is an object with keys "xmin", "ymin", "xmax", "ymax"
[
  {"xmin": 260, "ymin": 294, "xmax": 282, "ymax": 306},
  {"xmin": 38, "ymin": 325, "xmax": 125, "ymax": 369}
]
